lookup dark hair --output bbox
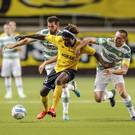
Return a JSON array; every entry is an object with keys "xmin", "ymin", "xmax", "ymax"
[
  {"xmin": 47, "ymin": 16, "xmax": 60, "ymax": 24},
  {"xmin": 118, "ymin": 29, "xmax": 128, "ymax": 38},
  {"xmin": 64, "ymin": 24, "xmax": 79, "ymax": 35}
]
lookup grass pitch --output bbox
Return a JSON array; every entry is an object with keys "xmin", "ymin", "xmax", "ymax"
[{"xmin": 0, "ymin": 76, "xmax": 135, "ymax": 135}]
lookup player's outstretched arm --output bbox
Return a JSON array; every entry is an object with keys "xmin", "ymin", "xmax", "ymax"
[
  {"xmin": 24, "ymin": 34, "xmax": 45, "ymax": 40},
  {"xmin": 94, "ymin": 52, "xmax": 115, "ymax": 69},
  {"xmin": 5, "ymin": 38, "xmax": 31, "ymax": 49},
  {"xmin": 76, "ymin": 37, "xmax": 96, "ymax": 55},
  {"xmin": 4, "ymin": 34, "xmax": 45, "ymax": 49},
  {"xmin": 104, "ymin": 60, "xmax": 130, "ymax": 75},
  {"xmin": 15, "ymin": 34, "xmax": 45, "ymax": 41}
]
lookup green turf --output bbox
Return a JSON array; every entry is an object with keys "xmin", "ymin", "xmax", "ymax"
[{"xmin": 0, "ymin": 76, "xmax": 135, "ymax": 135}]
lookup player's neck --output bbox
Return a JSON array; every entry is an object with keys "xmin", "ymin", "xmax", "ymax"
[{"xmin": 50, "ymin": 30, "xmax": 59, "ymax": 35}]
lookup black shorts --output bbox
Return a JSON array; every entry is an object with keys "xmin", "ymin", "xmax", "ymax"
[{"xmin": 44, "ymin": 69, "xmax": 77, "ymax": 90}]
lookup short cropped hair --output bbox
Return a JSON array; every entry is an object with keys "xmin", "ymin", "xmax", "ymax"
[
  {"xmin": 118, "ymin": 29, "xmax": 128, "ymax": 38},
  {"xmin": 47, "ymin": 16, "xmax": 60, "ymax": 24}
]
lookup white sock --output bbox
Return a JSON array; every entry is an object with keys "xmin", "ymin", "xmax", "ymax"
[
  {"xmin": 15, "ymin": 77, "xmax": 25, "ymax": 96},
  {"xmin": 66, "ymin": 83, "xmax": 74, "ymax": 91},
  {"xmin": 123, "ymin": 95, "xmax": 135, "ymax": 117},
  {"xmin": 5, "ymin": 77, "xmax": 12, "ymax": 95},
  {"xmin": 61, "ymin": 87, "xmax": 70, "ymax": 114},
  {"xmin": 102, "ymin": 90, "xmax": 113, "ymax": 101}
]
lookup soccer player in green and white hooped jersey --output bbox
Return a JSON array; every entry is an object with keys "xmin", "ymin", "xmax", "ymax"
[
  {"xmin": 0, "ymin": 22, "xmax": 26, "ymax": 99},
  {"xmin": 75, "ymin": 30, "xmax": 135, "ymax": 121}
]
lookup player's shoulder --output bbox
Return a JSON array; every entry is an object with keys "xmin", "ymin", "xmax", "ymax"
[
  {"xmin": 107, "ymin": 38, "xmax": 113, "ymax": 42},
  {"xmin": 48, "ymin": 34, "xmax": 62, "ymax": 42},
  {"xmin": 122, "ymin": 43, "xmax": 131, "ymax": 52},
  {"xmin": 57, "ymin": 30, "xmax": 62, "ymax": 36},
  {"xmin": 106, "ymin": 38, "xmax": 114, "ymax": 45},
  {"xmin": 56, "ymin": 35, "xmax": 63, "ymax": 41},
  {"xmin": 96, "ymin": 37, "xmax": 109, "ymax": 44},
  {"xmin": 37, "ymin": 29, "xmax": 49, "ymax": 35}
]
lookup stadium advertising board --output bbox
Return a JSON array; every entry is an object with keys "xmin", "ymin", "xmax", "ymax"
[{"xmin": 0, "ymin": 0, "xmax": 134, "ymax": 18}]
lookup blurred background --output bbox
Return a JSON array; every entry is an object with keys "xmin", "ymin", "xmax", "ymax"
[{"xmin": 0, "ymin": 0, "xmax": 135, "ymax": 76}]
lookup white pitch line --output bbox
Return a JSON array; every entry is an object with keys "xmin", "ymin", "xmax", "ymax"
[{"xmin": 0, "ymin": 100, "xmax": 128, "ymax": 104}]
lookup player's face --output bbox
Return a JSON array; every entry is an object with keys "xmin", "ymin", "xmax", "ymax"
[
  {"xmin": 62, "ymin": 36, "xmax": 75, "ymax": 47},
  {"xmin": 3, "ymin": 25, "xmax": 11, "ymax": 35},
  {"xmin": 9, "ymin": 21, "xmax": 16, "ymax": 32},
  {"xmin": 114, "ymin": 32, "xmax": 126, "ymax": 47},
  {"xmin": 47, "ymin": 22, "xmax": 59, "ymax": 34}
]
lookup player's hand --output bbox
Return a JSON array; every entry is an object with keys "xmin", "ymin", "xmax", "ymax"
[
  {"xmin": 38, "ymin": 63, "xmax": 46, "ymax": 74},
  {"xmin": 103, "ymin": 62, "xmax": 115, "ymax": 69},
  {"xmin": 104, "ymin": 68, "xmax": 113, "ymax": 76}
]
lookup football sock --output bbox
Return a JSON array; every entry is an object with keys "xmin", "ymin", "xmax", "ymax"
[
  {"xmin": 42, "ymin": 96, "xmax": 49, "ymax": 112},
  {"xmin": 15, "ymin": 77, "xmax": 25, "ymax": 96},
  {"xmin": 5, "ymin": 77, "xmax": 12, "ymax": 95},
  {"xmin": 66, "ymin": 83, "xmax": 74, "ymax": 91},
  {"xmin": 62, "ymin": 97, "xmax": 69, "ymax": 114},
  {"xmin": 51, "ymin": 85, "xmax": 62, "ymax": 110},
  {"xmin": 62, "ymin": 87, "xmax": 70, "ymax": 114},
  {"xmin": 123, "ymin": 95, "xmax": 135, "ymax": 117},
  {"xmin": 103, "ymin": 90, "xmax": 113, "ymax": 101}
]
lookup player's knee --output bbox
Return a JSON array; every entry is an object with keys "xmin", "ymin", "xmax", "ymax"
[
  {"xmin": 95, "ymin": 99, "xmax": 102, "ymax": 103},
  {"xmin": 119, "ymin": 90, "xmax": 128, "ymax": 98},
  {"xmin": 95, "ymin": 97, "xmax": 102, "ymax": 103},
  {"xmin": 55, "ymin": 79, "xmax": 62, "ymax": 85},
  {"xmin": 55, "ymin": 72, "xmax": 69, "ymax": 85},
  {"xmin": 40, "ymin": 86, "xmax": 50, "ymax": 97},
  {"xmin": 94, "ymin": 93, "xmax": 102, "ymax": 103},
  {"xmin": 55, "ymin": 78, "xmax": 67, "ymax": 85},
  {"xmin": 117, "ymin": 87, "xmax": 125, "ymax": 96}
]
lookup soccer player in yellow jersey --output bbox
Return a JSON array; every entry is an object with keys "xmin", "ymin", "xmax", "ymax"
[{"xmin": 5, "ymin": 24, "xmax": 109, "ymax": 119}]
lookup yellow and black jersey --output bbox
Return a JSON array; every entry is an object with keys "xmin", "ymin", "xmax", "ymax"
[{"xmin": 46, "ymin": 35, "xmax": 96, "ymax": 72}]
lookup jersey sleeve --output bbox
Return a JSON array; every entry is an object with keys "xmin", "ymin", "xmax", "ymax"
[
  {"xmin": 81, "ymin": 45, "xmax": 96, "ymax": 55},
  {"xmin": 46, "ymin": 35, "xmax": 62, "ymax": 47},
  {"xmin": 36, "ymin": 29, "xmax": 48, "ymax": 35},
  {"xmin": 96, "ymin": 38, "xmax": 107, "ymax": 46},
  {"xmin": 124, "ymin": 50, "xmax": 131, "ymax": 59},
  {"xmin": 122, "ymin": 49, "xmax": 131, "ymax": 67}
]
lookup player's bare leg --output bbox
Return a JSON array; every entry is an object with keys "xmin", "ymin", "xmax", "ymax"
[{"xmin": 116, "ymin": 83, "xmax": 135, "ymax": 121}]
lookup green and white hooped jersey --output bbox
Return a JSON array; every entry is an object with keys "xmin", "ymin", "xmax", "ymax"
[
  {"xmin": 37, "ymin": 29, "xmax": 62, "ymax": 61},
  {"xmin": 95, "ymin": 38, "xmax": 131, "ymax": 70},
  {"xmin": 0, "ymin": 34, "xmax": 20, "ymax": 59}
]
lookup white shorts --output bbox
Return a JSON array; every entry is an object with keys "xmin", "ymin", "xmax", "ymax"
[
  {"xmin": 45, "ymin": 62, "xmax": 56, "ymax": 75},
  {"xmin": 94, "ymin": 70, "xmax": 125, "ymax": 92},
  {"xmin": 1, "ymin": 58, "xmax": 22, "ymax": 77}
]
